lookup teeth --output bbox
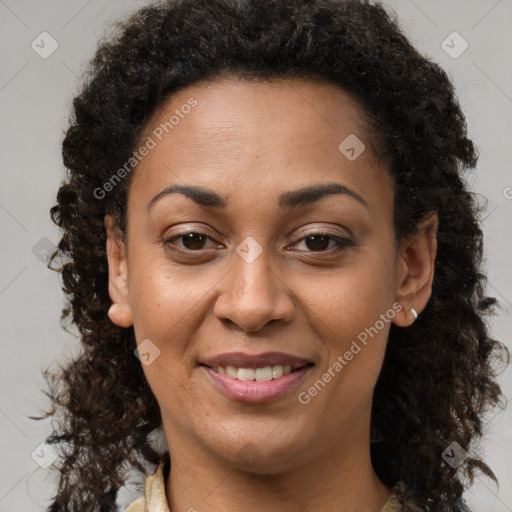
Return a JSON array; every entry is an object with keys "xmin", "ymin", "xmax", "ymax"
[
  {"xmin": 226, "ymin": 365, "xmax": 238, "ymax": 378},
  {"xmin": 255, "ymin": 366, "xmax": 273, "ymax": 381},
  {"xmin": 216, "ymin": 364, "xmax": 295, "ymax": 381},
  {"xmin": 272, "ymin": 365, "xmax": 283, "ymax": 379},
  {"xmin": 238, "ymin": 368, "xmax": 255, "ymax": 381}
]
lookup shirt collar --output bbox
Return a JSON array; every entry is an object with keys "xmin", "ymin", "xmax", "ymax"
[{"xmin": 125, "ymin": 460, "xmax": 422, "ymax": 512}]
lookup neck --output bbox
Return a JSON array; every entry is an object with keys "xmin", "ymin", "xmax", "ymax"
[{"xmin": 164, "ymin": 427, "xmax": 392, "ymax": 512}]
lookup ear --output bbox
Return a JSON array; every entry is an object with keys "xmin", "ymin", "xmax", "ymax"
[
  {"xmin": 392, "ymin": 212, "xmax": 438, "ymax": 327},
  {"xmin": 105, "ymin": 215, "xmax": 133, "ymax": 328}
]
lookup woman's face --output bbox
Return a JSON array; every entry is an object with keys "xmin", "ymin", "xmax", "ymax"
[{"xmin": 106, "ymin": 77, "xmax": 432, "ymax": 472}]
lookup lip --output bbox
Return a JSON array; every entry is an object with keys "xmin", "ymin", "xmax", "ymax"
[
  {"xmin": 200, "ymin": 351, "xmax": 313, "ymax": 370},
  {"xmin": 199, "ymin": 351, "xmax": 314, "ymax": 403},
  {"xmin": 202, "ymin": 365, "xmax": 312, "ymax": 403}
]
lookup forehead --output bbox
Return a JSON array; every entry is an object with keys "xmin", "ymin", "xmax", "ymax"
[
  {"xmin": 128, "ymin": 77, "xmax": 392, "ymax": 215},
  {"xmin": 140, "ymin": 76, "xmax": 373, "ymax": 155}
]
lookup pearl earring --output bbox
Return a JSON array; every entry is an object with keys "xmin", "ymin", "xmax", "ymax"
[{"xmin": 410, "ymin": 307, "xmax": 418, "ymax": 321}]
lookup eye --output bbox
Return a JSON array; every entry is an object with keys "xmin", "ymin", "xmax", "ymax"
[
  {"xmin": 163, "ymin": 229, "xmax": 353, "ymax": 254},
  {"xmin": 164, "ymin": 231, "xmax": 222, "ymax": 252},
  {"xmin": 290, "ymin": 231, "xmax": 353, "ymax": 253}
]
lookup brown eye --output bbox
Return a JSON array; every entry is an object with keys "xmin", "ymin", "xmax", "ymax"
[
  {"xmin": 292, "ymin": 232, "xmax": 352, "ymax": 253},
  {"xmin": 180, "ymin": 232, "xmax": 208, "ymax": 250},
  {"xmin": 304, "ymin": 235, "xmax": 331, "ymax": 251},
  {"xmin": 164, "ymin": 231, "xmax": 221, "ymax": 252}
]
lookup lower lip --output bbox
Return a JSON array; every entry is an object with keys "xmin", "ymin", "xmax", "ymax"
[{"xmin": 202, "ymin": 365, "xmax": 312, "ymax": 403}]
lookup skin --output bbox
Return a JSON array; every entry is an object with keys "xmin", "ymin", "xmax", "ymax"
[{"xmin": 105, "ymin": 77, "xmax": 437, "ymax": 512}]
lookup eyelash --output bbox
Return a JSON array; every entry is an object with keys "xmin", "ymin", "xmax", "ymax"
[{"xmin": 163, "ymin": 229, "xmax": 353, "ymax": 255}]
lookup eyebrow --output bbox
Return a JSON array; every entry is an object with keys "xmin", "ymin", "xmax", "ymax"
[{"xmin": 146, "ymin": 182, "xmax": 369, "ymax": 213}]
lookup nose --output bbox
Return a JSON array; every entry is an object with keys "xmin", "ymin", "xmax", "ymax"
[{"xmin": 213, "ymin": 245, "xmax": 295, "ymax": 332}]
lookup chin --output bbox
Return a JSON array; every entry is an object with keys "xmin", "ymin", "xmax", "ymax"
[{"xmin": 208, "ymin": 432, "xmax": 312, "ymax": 475}]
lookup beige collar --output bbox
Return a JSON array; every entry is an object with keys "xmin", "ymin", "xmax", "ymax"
[{"xmin": 124, "ymin": 460, "xmax": 421, "ymax": 512}]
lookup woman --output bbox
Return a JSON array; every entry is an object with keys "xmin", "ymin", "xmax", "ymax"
[{"xmin": 35, "ymin": 0, "xmax": 508, "ymax": 510}]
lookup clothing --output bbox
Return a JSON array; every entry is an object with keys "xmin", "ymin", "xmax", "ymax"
[{"xmin": 124, "ymin": 458, "xmax": 424, "ymax": 512}]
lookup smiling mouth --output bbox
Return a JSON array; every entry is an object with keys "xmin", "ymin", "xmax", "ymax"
[{"xmin": 201, "ymin": 363, "xmax": 314, "ymax": 382}]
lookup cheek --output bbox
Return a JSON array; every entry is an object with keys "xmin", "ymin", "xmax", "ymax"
[
  {"xmin": 127, "ymin": 254, "xmax": 219, "ymax": 386},
  {"xmin": 127, "ymin": 261, "xmax": 204, "ymax": 410},
  {"xmin": 302, "ymin": 252, "xmax": 395, "ymax": 383},
  {"xmin": 307, "ymin": 255, "xmax": 396, "ymax": 330},
  {"xmin": 128, "ymin": 257, "xmax": 202, "ymax": 337}
]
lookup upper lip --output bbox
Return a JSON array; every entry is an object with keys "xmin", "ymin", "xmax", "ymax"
[{"xmin": 200, "ymin": 351, "xmax": 314, "ymax": 370}]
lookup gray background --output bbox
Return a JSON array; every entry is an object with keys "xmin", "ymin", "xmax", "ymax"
[{"xmin": 0, "ymin": 0, "xmax": 511, "ymax": 510}]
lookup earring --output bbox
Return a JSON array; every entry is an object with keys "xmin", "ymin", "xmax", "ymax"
[{"xmin": 410, "ymin": 307, "xmax": 418, "ymax": 321}]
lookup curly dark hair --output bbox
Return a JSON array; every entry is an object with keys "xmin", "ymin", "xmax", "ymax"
[{"xmin": 32, "ymin": 0, "xmax": 509, "ymax": 510}]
